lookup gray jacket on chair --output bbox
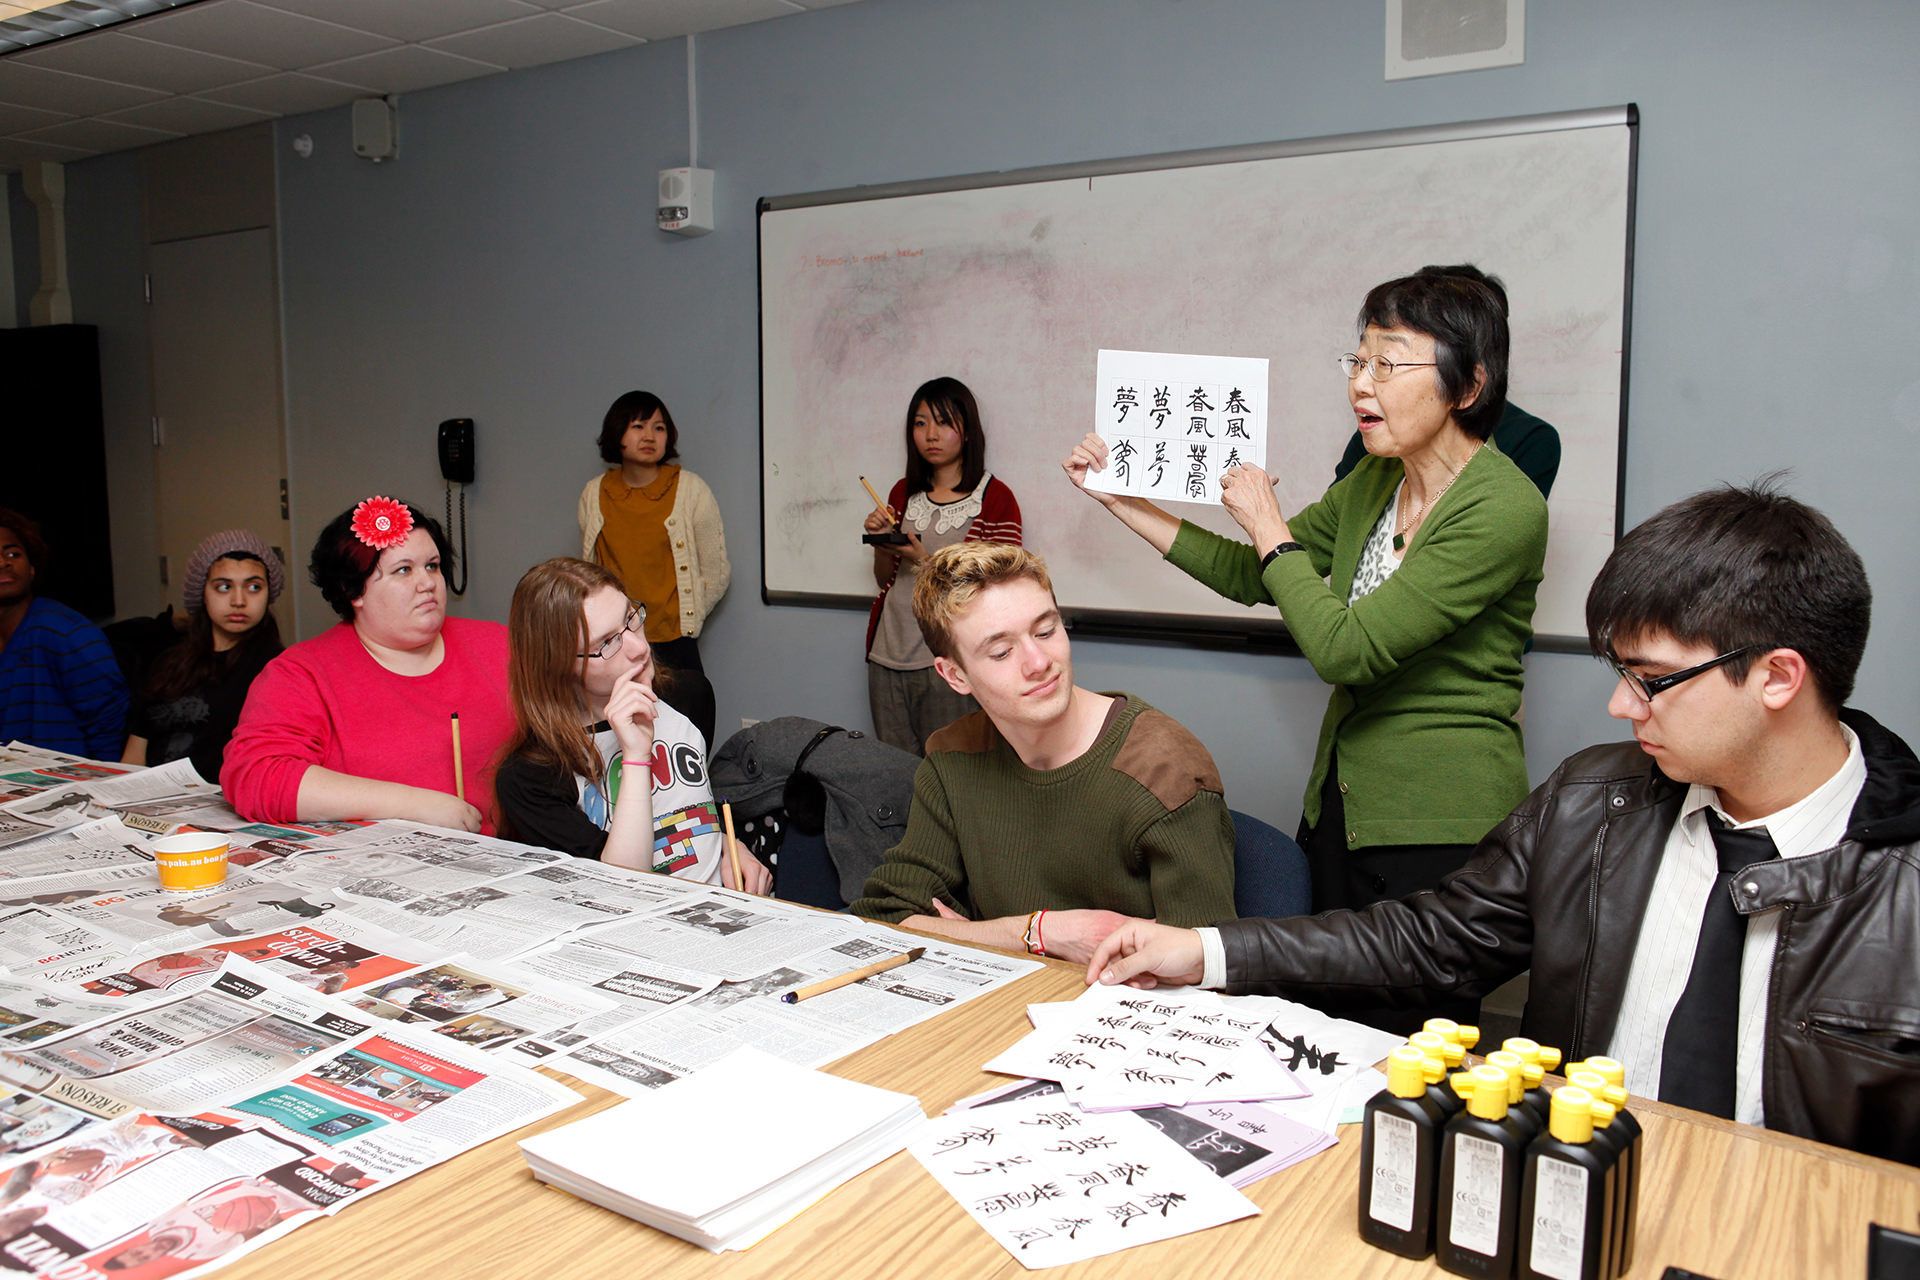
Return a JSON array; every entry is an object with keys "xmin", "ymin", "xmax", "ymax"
[{"xmin": 711, "ymin": 717, "xmax": 919, "ymax": 905}]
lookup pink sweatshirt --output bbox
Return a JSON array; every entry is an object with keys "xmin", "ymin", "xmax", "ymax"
[{"xmin": 221, "ymin": 618, "xmax": 514, "ymax": 834}]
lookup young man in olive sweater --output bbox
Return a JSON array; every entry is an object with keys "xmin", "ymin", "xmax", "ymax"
[{"xmin": 849, "ymin": 544, "xmax": 1236, "ymax": 963}]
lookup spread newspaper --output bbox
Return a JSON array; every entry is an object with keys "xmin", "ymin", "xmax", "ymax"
[{"xmin": 0, "ymin": 757, "xmax": 1047, "ymax": 1277}]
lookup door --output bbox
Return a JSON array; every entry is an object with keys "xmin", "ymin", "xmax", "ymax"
[{"xmin": 148, "ymin": 228, "xmax": 292, "ymax": 631}]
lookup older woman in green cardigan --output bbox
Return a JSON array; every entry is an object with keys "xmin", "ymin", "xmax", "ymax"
[{"xmin": 1064, "ymin": 274, "xmax": 1547, "ymax": 918}]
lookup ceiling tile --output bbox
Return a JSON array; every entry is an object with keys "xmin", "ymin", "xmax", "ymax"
[
  {"xmin": 132, "ymin": 0, "xmax": 398, "ymax": 70},
  {"xmin": 561, "ymin": 0, "xmax": 799, "ymax": 40},
  {"xmin": 0, "ymin": 136, "xmax": 95, "ymax": 169},
  {"xmin": 0, "ymin": 59, "xmax": 169, "ymax": 114},
  {"xmin": 304, "ymin": 44, "xmax": 502, "ymax": 95},
  {"xmin": 16, "ymin": 115, "xmax": 180, "ymax": 151},
  {"xmin": 250, "ymin": 0, "xmax": 541, "ymax": 45},
  {"xmin": 195, "ymin": 70, "xmax": 365, "ymax": 115},
  {"xmin": 103, "ymin": 94, "xmax": 274, "ymax": 133},
  {"xmin": 11, "ymin": 30, "xmax": 274, "ymax": 94},
  {"xmin": 426, "ymin": 12, "xmax": 637, "ymax": 69},
  {"xmin": 0, "ymin": 100, "xmax": 70, "ymax": 133},
  {"xmin": 789, "ymin": 0, "xmax": 866, "ymax": 7}
]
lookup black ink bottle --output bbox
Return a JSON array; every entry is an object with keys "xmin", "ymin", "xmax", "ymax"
[
  {"xmin": 1567, "ymin": 1059, "xmax": 1640, "ymax": 1277},
  {"xmin": 1500, "ymin": 1037, "xmax": 1564, "ymax": 1130},
  {"xmin": 1517, "ymin": 1085, "xmax": 1619, "ymax": 1280},
  {"xmin": 1408, "ymin": 1030, "xmax": 1469, "ymax": 1123},
  {"xmin": 1423, "ymin": 1017, "xmax": 1482, "ymax": 1056},
  {"xmin": 1483, "ymin": 1051, "xmax": 1545, "ymax": 1145},
  {"xmin": 1360, "ymin": 1045, "xmax": 1446, "ymax": 1259},
  {"xmin": 1438, "ymin": 1063, "xmax": 1530, "ymax": 1279}
]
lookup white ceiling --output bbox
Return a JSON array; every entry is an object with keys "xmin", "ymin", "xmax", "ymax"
[{"xmin": 0, "ymin": 0, "xmax": 862, "ymax": 173}]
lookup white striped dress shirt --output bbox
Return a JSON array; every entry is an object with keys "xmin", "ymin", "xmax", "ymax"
[{"xmin": 1605, "ymin": 724, "xmax": 1866, "ymax": 1126}]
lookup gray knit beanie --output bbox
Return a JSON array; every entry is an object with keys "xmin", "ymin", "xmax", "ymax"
[{"xmin": 184, "ymin": 529, "xmax": 284, "ymax": 614}]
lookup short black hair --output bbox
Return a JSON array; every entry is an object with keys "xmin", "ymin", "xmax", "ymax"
[
  {"xmin": 903, "ymin": 377, "xmax": 987, "ymax": 496},
  {"xmin": 309, "ymin": 501, "xmax": 455, "ymax": 622},
  {"xmin": 596, "ymin": 391, "xmax": 681, "ymax": 466},
  {"xmin": 1586, "ymin": 479, "xmax": 1870, "ymax": 709},
  {"xmin": 0, "ymin": 506, "xmax": 48, "ymax": 573},
  {"xmin": 1416, "ymin": 263, "xmax": 1509, "ymax": 316},
  {"xmin": 1357, "ymin": 274, "xmax": 1509, "ymax": 440}
]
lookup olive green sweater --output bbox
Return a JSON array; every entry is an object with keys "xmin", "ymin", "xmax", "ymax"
[
  {"xmin": 849, "ymin": 693, "xmax": 1236, "ymax": 928},
  {"xmin": 1166, "ymin": 445, "xmax": 1547, "ymax": 849}
]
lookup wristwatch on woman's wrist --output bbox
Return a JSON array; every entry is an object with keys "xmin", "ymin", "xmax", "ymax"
[{"xmin": 1260, "ymin": 541, "xmax": 1305, "ymax": 571}]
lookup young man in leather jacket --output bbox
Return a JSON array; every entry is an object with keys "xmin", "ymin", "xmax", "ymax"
[{"xmin": 1087, "ymin": 484, "xmax": 1918, "ymax": 1165}]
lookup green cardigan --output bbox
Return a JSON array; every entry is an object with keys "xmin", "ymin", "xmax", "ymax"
[{"xmin": 1166, "ymin": 445, "xmax": 1548, "ymax": 849}]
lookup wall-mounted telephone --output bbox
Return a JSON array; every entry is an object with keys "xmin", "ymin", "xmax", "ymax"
[
  {"xmin": 438, "ymin": 418, "xmax": 474, "ymax": 596},
  {"xmin": 438, "ymin": 418, "xmax": 475, "ymax": 485}
]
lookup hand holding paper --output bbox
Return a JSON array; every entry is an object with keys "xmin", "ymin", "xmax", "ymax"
[{"xmin": 1085, "ymin": 350, "xmax": 1270, "ymax": 506}]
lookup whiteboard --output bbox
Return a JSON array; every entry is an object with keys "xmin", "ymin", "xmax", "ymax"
[{"xmin": 758, "ymin": 107, "xmax": 1635, "ymax": 646}]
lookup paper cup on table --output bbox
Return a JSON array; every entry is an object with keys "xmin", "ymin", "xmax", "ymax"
[{"xmin": 151, "ymin": 832, "xmax": 231, "ymax": 892}]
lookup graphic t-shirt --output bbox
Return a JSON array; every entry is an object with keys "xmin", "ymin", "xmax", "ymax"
[{"xmin": 495, "ymin": 699, "xmax": 722, "ymax": 883}]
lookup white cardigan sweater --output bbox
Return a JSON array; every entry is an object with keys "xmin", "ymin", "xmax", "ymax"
[{"xmin": 578, "ymin": 467, "xmax": 730, "ymax": 640}]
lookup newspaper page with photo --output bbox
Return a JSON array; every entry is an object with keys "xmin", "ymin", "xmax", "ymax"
[
  {"xmin": 0, "ymin": 962, "xmax": 376, "ymax": 1146},
  {"xmin": 550, "ymin": 925, "xmax": 1039, "ymax": 1097},
  {"xmin": 0, "ymin": 909, "xmax": 133, "ymax": 987},
  {"xmin": 80, "ymin": 922, "xmax": 444, "ymax": 1003},
  {"xmin": 0, "ymin": 758, "xmax": 216, "ymax": 832},
  {"xmin": 46, "ymin": 871, "xmax": 354, "ymax": 952},
  {"xmin": 0, "ymin": 818, "xmax": 155, "ymax": 880},
  {"xmin": 573, "ymin": 893, "xmax": 856, "ymax": 981},
  {"xmin": 0, "ymin": 1017, "xmax": 580, "ymax": 1280},
  {"xmin": 501, "ymin": 937, "xmax": 718, "ymax": 1062},
  {"xmin": 0, "ymin": 755, "xmax": 136, "ymax": 809},
  {"xmin": 339, "ymin": 956, "xmax": 619, "ymax": 1056}
]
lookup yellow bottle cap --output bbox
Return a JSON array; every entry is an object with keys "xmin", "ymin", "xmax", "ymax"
[
  {"xmin": 1451, "ymin": 1064, "xmax": 1512, "ymax": 1121},
  {"xmin": 1410, "ymin": 1031, "xmax": 1467, "ymax": 1069},
  {"xmin": 1521, "ymin": 1062, "xmax": 1545, "ymax": 1093},
  {"xmin": 1577, "ymin": 1055, "xmax": 1628, "ymax": 1089},
  {"xmin": 1565, "ymin": 1070, "xmax": 1627, "ymax": 1120},
  {"xmin": 1486, "ymin": 1050, "xmax": 1527, "ymax": 1104},
  {"xmin": 1423, "ymin": 1017, "xmax": 1481, "ymax": 1050},
  {"xmin": 1502, "ymin": 1036, "xmax": 1564, "ymax": 1072},
  {"xmin": 1548, "ymin": 1085, "xmax": 1597, "ymax": 1143},
  {"xmin": 1387, "ymin": 1046, "xmax": 1435, "ymax": 1098}
]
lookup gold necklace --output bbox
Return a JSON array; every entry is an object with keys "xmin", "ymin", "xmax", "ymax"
[{"xmin": 1393, "ymin": 443, "xmax": 1482, "ymax": 551}]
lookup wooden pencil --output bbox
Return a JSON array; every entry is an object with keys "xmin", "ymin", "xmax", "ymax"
[{"xmin": 450, "ymin": 712, "xmax": 465, "ymax": 803}]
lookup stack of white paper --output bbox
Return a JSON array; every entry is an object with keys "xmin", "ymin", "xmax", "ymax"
[{"xmin": 518, "ymin": 1046, "xmax": 925, "ymax": 1251}]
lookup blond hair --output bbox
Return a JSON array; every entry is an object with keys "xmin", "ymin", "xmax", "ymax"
[{"xmin": 911, "ymin": 543, "xmax": 1056, "ymax": 662}]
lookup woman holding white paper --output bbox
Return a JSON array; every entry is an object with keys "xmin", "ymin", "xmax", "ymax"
[{"xmin": 1063, "ymin": 274, "xmax": 1547, "ymax": 918}]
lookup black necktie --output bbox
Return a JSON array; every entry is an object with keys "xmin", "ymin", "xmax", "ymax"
[{"xmin": 1658, "ymin": 813, "xmax": 1780, "ymax": 1117}]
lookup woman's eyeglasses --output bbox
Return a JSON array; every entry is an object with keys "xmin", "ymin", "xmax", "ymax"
[
  {"xmin": 580, "ymin": 603, "xmax": 646, "ymax": 660},
  {"xmin": 1338, "ymin": 353, "xmax": 1439, "ymax": 381}
]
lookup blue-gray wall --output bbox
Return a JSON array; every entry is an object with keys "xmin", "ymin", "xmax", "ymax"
[{"xmin": 66, "ymin": 0, "xmax": 1920, "ymax": 827}]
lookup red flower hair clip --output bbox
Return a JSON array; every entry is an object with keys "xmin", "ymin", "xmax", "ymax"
[{"xmin": 351, "ymin": 496, "xmax": 413, "ymax": 551}]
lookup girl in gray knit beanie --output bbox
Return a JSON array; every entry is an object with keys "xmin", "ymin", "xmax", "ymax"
[{"xmin": 124, "ymin": 531, "xmax": 285, "ymax": 774}]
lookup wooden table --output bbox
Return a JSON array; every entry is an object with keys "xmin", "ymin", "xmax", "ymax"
[{"xmin": 220, "ymin": 959, "xmax": 1920, "ymax": 1279}]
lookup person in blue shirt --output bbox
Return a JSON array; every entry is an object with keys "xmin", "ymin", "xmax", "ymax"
[
  {"xmin": 0, "ymin": 508, "xmax": 128, "ymax": 759},
  {"xmin": 1332, "ymin": 264, "xmax": 1560, "ymax": 501}
]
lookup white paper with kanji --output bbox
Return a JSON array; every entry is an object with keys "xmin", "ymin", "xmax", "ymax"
[
  {"xmin": 912, "ymin": 1094, "xmax": 1258, "ymax": 1268},
  {"xmin": 1086, "ymin": 349, "xmax": 1269, "ymax": 505}
]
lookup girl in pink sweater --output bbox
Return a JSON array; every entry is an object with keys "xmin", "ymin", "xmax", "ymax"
[{"xmin": 222, "ymin": 498, "xmax": 512, "ymax": 834}]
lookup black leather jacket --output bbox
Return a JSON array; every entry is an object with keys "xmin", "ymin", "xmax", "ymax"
[{"xmin": 1218, "ymin": 709, "xmax": 1920, "ymax": 1165}]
